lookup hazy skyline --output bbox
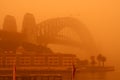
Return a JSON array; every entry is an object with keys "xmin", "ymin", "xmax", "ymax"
[{"xmin": 0, "ymin": 0, "xmax": 120, "ymax": 66}]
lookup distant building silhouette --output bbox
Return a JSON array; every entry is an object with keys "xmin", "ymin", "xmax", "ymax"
[
  {"xmin": 22, "ymin": 13, "xmax": 38, "ymax": 44},
  {"xmin": 0, "ymin": 52, "xmax": 76, "ymax": 80},
  {"xmin": 1, "ymin": 14, "xmax": 97, "ymax": 55},
  {"xmin": 3, "ymin": 15, "xmax": 17, "ymax": 32}
]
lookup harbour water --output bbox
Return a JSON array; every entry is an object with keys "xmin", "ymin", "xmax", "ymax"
[{"xmin": 76, "ymin": 71, "xmax": 120, "ymax": 80}]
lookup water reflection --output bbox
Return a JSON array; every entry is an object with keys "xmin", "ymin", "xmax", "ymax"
[{"xmin": 76, "ymin": 72, "xmax": 107, "ymax": 80}]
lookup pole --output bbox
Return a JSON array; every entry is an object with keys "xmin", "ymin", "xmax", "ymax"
[
  {"xmin": 72, "ymin": 63, "xmax": 76, "ymax": 80},
  {"xmin": 13, "ymin": 63, "xmax": 16, "ymax": 80}
]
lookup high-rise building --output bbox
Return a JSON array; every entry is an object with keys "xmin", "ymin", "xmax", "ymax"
[
  {"xmin": 22, "ymin": 13, "xmax": 38, "ymax": 44},
  {"xmin": 3, "ymin": 15, "xmax": 17, "ymax": 32}
]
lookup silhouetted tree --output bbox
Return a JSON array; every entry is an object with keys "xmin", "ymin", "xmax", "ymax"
[
  {"xmin": 101, "ymin": 56, "xmax": 106, "ymax": 67},
  {"xmin": 97, "ymin": 54, "xmax": 103, "ymax": 66},
  {"xmin": 21, "ymin": 42, "xmax": 53, "ymax": 53},
  {"xmin": 0, "ymin": 40, "xmax": 21, "ymax": 53},
  {"xmin": 0, "ymin": 30, "xmax": 23, "ymax": 41},
  {"xmin": 76, "ymin": 59, "xmax": 89, "ymax": 67},
  {"xmin": 90, "ymin": 56, "xmax": 96, "ymax": 66}
]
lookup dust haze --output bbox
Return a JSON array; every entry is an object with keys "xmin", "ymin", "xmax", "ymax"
[{"xmin": 0, "ymin": 0, "xmax": 120, "ymax": 71}]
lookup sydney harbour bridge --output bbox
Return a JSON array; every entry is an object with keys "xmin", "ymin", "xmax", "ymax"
[{"xmin": 0, "ymin": 13, "xmax": 97, "ymax": 54}]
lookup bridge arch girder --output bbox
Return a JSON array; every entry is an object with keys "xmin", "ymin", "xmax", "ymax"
[{"xmin": 37, "ymin": 17, "xmax": 97, "ymax": 53}]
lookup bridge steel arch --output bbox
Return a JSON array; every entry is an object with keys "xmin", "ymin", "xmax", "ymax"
[{"xmin": 37, "ymin": 17, "xmax": 97, "ymax": 54}]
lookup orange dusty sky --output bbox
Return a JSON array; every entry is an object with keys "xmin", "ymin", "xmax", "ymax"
[{"xmin": 0, "ymin": 0, "xmax": 120, "ymax": 66}]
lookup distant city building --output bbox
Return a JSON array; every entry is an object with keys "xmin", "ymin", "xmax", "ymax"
[
  {"xmin": 22, "ymin": 13, "xmax": 38, "ymax": 44},
  {"xmin": 3, "ymin": 15, "xmax": 17, "ymax": 32}
]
